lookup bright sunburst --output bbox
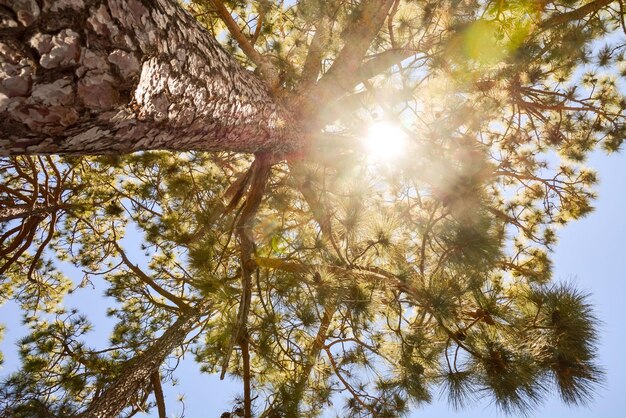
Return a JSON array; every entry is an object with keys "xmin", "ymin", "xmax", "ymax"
[{"xmin": 363, "ymin": 121, "xmax": 408, "ymax": 161}]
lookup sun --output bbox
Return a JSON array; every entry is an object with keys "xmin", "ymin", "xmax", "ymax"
[
  {"xmin": 363, "ymin": 121, "xmax": 408, "ymax": 161},
  {"xmin": 364, "ymin": 121, "xmax": 408, "ymax": 159}
]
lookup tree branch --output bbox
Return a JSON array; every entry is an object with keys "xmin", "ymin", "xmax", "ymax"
[
  {"xmin": 150, "ymin": 372, "xmax": 167, "ymax": 418},
  {"xmin": 356, "ymin": 48, "xmax": 421, "ymax": 82},
  {"xmin": 251, "ymin": 1, "xmax": 268, "ymax": 46},
  {"xmin": 221, "ymin": 153, "xmax": 272, "ymax": 386},
  {"xmin": 79, "ymin": 301, "xmax": 211, "ymax": 418},
  {"xmin": 541, "ymin": 0, "xmax": 614, "ymax": 29},
  {"xmin": 298, "ymin": 18, "xmax": 331, "ymax": 91},
  {"xmin": 241, "ymin": 329, "xmax": 252, "ymax": 418},
  {"xmin": 253, "ymin": 257, "xmax": 416, "ymax": 299},
  {"xmin": 308, "ymin": 0, "xmax": 395, "ymax": 105},
  {"xmin": 208, "ymin": 0, "xmax": 279, "ymax": 87},
  {"xmin": 289, "ymin": 304, "xmax": 335, "ymax": 406},
  {"xmin": 113, "ymin": 240, "xmax": 192, "ymax": 311},
  {"xmin": 0, "ymin": 202, "xmax": 71, "ymax": 223},
  {"xmin": 324, "ymin": 346, "xmax": 375, "ymax": 414},
  {"xmin": 287, "ymin": 162, "xmax": 348, "ymax": 265}
]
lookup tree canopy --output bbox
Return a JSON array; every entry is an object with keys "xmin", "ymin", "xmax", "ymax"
[{"xmin": 1, "ymin": 0, "xmax": 625, "ymax": 417}]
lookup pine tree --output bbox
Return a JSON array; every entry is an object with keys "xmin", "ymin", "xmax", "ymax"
[{"xmin": 1, "ymin": 0, "xmax": 625, "ymax": 417}]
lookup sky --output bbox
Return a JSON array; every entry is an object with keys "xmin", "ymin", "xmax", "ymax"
[
  {"xmin": 1, "ymin": 2, "xmax": 625, "ymax": 415},
  {"xmin": 168, "ymin": 149, "xmax": 626, "ymax": 417},
  {"xmin": 1, "ymin": 148, "xmax": 624, "ymax": 418}
]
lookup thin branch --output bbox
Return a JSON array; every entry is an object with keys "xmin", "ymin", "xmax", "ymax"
[
  {"xmin": 221, "ymin": 153, "xmax": 273, "ymax": 381},
  {"xmin": 241, "ymin": 330, "xmax": 252, "ymax": 418},
  {"xmin": 150, "ymin": 372, "xmax": 167, "ymax": 418},
  {"xmin": 113, "ymin": 241, "xmax": 191, "ymax": 311},
  {"xmin": 324, "ymin": 347, "xmax": 375, "ymax": 414},
  {"xmin": 279, "ymin": 303, "xmax": 337, "ymax": 413},
  {"xmin": 250, "ymin": 1, "xmax": 267, "ymax": 46},
  {"xmin": 356, "ymin": 48, "xmax": 422, "ymax": 82},
  {"xmin": 209, "ymin": 0, "xmax": 278, "ymax": 87},
  {"xmin": 27, "ymin": 211, "xmax": 57, "ymax": 281},
  {"xmin": 287, "ymin": 162, "xmax": 348, "ymax": 265}
]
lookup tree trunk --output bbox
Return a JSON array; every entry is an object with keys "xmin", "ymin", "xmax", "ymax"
[
  {"xmin": 79, "ymin": 304, "xmax": 207, "ymax": 418},
  {"xmin": 0, "ymin": 0, "xmax": 300, "ymax": 156}
]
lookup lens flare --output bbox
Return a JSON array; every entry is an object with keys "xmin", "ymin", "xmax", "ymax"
[{"xmin": 364, "ymin": 121, "xmax": 408, "ymax": 160}]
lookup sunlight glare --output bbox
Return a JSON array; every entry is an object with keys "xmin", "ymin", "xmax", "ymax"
[{"xmin": 364, "ymin": 121, "xmax": 408, "ymax": 160}]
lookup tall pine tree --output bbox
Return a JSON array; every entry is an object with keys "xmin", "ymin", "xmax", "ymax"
[{"xmin": 1, "ymin": 0, "xmax": 624, "ymax": 416}]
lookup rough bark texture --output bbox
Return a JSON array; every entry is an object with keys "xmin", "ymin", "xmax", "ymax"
[
  {"xmin": 0, "ymin": 201, "xmax": 67, "ymax": 222},
  {"xmin": 0, "ymin": 0, "xmax": 300, "ymax": 155},
  {"xmin": 79, "ymin": 304, "xmax": 207, "ymax": 418}
]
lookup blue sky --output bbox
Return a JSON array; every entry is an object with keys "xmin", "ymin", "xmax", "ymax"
[
  {"xmin": 174, "ymin": 150, "xmax": 626, "ymax": 417},
  {"xmin": 2, "ymin": 1, "xmax": 624, "ymax": 416},
  {"xmin": 2, "ymin": 148, "xmax": 624, "ymax": 417},
  {"xmin": 413, "ymin": 150, "xmax": 626, "ymax": 415},
  {"xmin": 162, "ymin": 148, "xmax": 626, "ymax": 416}
]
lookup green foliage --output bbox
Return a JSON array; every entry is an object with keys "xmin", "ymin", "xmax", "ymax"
[{"xmin": 2, "ymin": 0, "xmax": 624, "ymax": 416}]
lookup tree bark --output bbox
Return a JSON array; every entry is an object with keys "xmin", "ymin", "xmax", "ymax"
[
  {"xmin": 0, "ymin": 202, "xmax": 69, "ymax": 222},
  {"xmin": 541, "ymin": 0, "xmax": 614, "ymax": 29},
  {"xmin": 78, "ymin": 303, "xmax": 208, "ymax": 418},
  {"xmin": 0, "ymin": 0, "xmax": 300, "ymax": 156}
]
